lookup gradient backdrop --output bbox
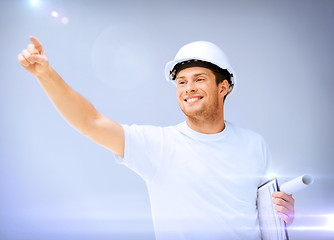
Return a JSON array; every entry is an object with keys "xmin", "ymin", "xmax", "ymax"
[{"xmin": 1, "ymin": 0, "xmax": 333, "ymax": 239}]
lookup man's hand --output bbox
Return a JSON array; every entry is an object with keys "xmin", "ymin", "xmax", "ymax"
[
  {"xmin": 272, "ymin": 191, "xmax": 295, "ymax": 226},
  {"xmin": 18, "ymin": 36, "xmax": 50, "ymax": 76}
]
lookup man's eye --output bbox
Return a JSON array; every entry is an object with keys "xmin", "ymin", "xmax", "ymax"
[
  {"xmin": 197, "ymin": 78, "xmax": 204, "ymax": 82},
  {"xmin": 178, "ymin": 81, "xmax": 185, "ymax": 85}
]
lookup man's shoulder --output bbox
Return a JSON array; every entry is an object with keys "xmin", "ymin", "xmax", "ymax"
[{"xmin": 227, "ymin": 122, "xmax": 266, "ymax": 142}]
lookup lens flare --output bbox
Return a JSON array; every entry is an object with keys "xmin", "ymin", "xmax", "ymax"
[
  {"xmin": 30, "ymin": 0, "xmax": 39, "ymax": 7},
  {"xmin": 61, "ymin": 17, "xmax": 69, "ymax": 24},
  {"xmin": 328, "ymin": 214, "xmax": 334, "ymax": 231},
  {"xmin": 265, "ymin": 172, "xmax": 277, "ymax": 180},
  {"xmin": 290, "ymin": 214, "xmax": 334, "ymax": 232},
  {"xmin": 51, "ymin": 11, "xmax": 59, "ymax": 18}
]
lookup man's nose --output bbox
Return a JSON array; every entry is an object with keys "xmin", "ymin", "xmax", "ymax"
[{"xmin": 186, "ymin": 81, "xmax": 197, "ymax": 93}]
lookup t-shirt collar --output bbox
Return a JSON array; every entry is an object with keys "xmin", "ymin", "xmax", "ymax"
[{"xmin": 176, "ymin": 121, "xmax": 230, "ymax": 141}]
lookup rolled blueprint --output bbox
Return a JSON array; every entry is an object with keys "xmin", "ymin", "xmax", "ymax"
[{"xmin": 280, "ymin": 174, "xmax": 314, "ymax": 194}]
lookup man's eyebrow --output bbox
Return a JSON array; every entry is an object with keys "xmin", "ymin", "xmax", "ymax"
[
  {"xmin": 176, "ymin": 72, "xmax": 209, "ymax": 80},
  {"xmin": 193, "ymin": 72, "xmax": 209, "ymax": 77}
]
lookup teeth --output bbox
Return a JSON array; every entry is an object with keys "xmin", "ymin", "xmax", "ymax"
[{"xmin": 187, "ymin": 97, "xmax": 200, "ymax": 103}]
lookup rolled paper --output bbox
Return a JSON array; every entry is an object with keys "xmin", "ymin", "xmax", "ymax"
[{"xmin": 280, "ymin": 174, "xmax": 314, "ymax": 194}]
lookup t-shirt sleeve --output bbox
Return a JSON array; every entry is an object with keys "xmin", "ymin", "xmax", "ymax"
[{"xmin": 114, "ymin": 124, "xmax": 164, "ymax": 182}]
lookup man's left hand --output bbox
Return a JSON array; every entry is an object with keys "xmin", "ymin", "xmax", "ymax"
[{"xmin": 272, "ymin": 191, "xmax": 295, "ymax": 226}]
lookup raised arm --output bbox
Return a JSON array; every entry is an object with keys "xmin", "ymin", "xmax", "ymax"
[{"xmin": 18, "ymin": 36, "xmax": 124, "ymax": 157}]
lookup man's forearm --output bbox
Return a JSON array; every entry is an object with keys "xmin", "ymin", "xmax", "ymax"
[{"xmin": 36, "ymin": 66, "xmax": 99, "ymax": 135}]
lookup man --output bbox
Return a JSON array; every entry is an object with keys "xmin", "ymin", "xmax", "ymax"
[{"xmin": 18, "ymin": 37, "xmax": 295, "ymax": 239}]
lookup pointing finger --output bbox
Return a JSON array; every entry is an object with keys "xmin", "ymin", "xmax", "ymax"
[
  {"xmin": 29, "ymin": 36, "xmax": 43, "ymax": 53},
  {"xmin": 27, "ymin": 44, "xmax": 39, "ymax": 54}
]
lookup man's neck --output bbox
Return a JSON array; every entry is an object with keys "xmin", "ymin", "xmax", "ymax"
[{"xmin": 186, "ymin": 116, "xmax": 225, "ymax": 134}]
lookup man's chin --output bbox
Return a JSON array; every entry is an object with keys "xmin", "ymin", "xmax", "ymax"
[{"xmin": 181, "ymin": 108, "xmax": 204, "ymax": 120}]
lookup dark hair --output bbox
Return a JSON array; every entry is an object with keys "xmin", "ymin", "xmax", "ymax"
[
  {"xmin": 212, "ymin": 69, "xmax": 231, "ymax": 86},
  {"xmin": 172, "ymin": 59, "xmax": 232, "ymax": 87}
]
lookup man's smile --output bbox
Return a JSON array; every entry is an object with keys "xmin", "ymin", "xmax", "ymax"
[{"xmin": 184, "ymin": 96, "xmax": 203, "ymax": 103}]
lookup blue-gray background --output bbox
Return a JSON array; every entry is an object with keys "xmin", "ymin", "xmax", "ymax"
[{"xmin": 1, "ymin": 0, "xmax": 333, "ymax": 239}]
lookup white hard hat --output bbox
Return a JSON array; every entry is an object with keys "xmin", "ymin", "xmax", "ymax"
[{"xmin": 165, "ymin": 41, "xmax": 236, "ymax": 94}]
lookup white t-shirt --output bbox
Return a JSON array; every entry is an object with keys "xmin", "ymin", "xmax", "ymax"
[{"xmin": 116, "ymin": 121, "xmax": 271, "ymax": 240}]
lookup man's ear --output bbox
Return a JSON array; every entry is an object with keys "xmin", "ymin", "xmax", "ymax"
[{"xmin": 219, "ymin": 79, "xmax": 230, "ymax": 97}]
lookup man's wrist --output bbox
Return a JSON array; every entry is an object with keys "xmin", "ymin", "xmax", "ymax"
[{"xmin": 36, "ymin": 65, "xmax": 53, "ymax": 81}]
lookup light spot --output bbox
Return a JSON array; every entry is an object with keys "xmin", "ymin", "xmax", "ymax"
[
  {"xmin": 51, "ymin": 11, "xmax": 59, "ymax": 18},
  {"xmin": 61, "ymin": 17, "xmax": 69, "ymax": 24},
  {"xmin": 30, "ymin": 0, "xmax": 39, "ymax": 7}
]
